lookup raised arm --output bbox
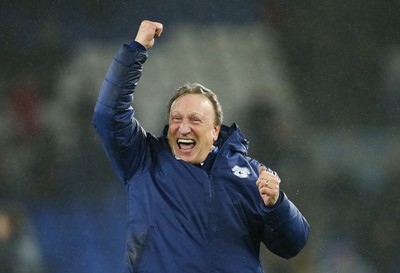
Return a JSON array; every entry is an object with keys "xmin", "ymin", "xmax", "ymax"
[{"xmin": 92, "ymin": 20, "xmax": 163, "ymax": 183}]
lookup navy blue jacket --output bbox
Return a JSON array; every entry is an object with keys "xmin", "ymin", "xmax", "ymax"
[{"xmin": 93, "ymin": 41, "xmax": 309, "ymax": 273}]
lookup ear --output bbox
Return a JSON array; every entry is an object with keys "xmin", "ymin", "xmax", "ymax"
[{"xmin": 213, "ymin": 125, "xmax": 221, "ymax": 141}]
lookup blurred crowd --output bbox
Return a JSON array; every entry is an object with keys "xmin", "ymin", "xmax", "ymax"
[{"xmin": 1, "ymin": 1, "xmax": 400, "ymax": 272}]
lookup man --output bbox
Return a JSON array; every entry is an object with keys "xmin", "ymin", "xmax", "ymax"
[{"xmin": 93, "ymin": 20, "xmax": 309, "ymax": 273}]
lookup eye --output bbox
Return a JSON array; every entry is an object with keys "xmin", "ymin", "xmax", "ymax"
[
  {"xmin": 191, "ymin": 117, "xmax": 202, "ymax": 124},
  {"xmin": 171, "ymin": 116, "xmax": 182, "ymax": 123}
]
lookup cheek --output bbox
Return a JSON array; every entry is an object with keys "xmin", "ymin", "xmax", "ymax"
[
  {"xmin": 205, "ymin": 131, "xmax": 216, "ymax": 144},
  {"xmin": 168, "ymin": 125, "xmax": 178, "ymax": 135}
]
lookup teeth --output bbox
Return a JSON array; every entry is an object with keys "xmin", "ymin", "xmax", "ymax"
[{"xmin": 177, "ymin": 139, "xmax": 195, "ymax": 144}]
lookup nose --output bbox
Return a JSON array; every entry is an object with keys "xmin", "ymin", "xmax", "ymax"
[{"xmin": 179, "ymin": 122, "xmax": 191, "ymax": 135}]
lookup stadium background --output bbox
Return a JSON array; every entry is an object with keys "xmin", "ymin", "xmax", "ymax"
[{"xmin": 1, "ymin": 1, "xmax": 399, "ymax": 272}]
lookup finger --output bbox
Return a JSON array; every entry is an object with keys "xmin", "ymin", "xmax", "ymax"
[
  {"xmin": 154, "ymin": 23, "xmax": 163, "ymax": 37},
  {"xmin": 268, "ymin": 169, "xmax": 281, "ymax": 184},
  {"xmin": 259, "ymin": 186, "xmax": 275, "ymax": 196},
  {"xmin": 259, "ymin": 186, "xmax": 279, "ymax": 199},
  {"xmin": 265, "ymin": 179, "xmax": 280, "ymax": 189},
  {"xmin": 271, "ymin": 171, "xmax": 281, "ymax": 184},
  {"xmin": 260, "ymin": 179, "xmax": 272, "ymax": 189},
  {"xmin": 259, "ymin": 186, "xmax": 269, "ymax": 195},
  {"xmin": 143, "ymin": 21, "xmax": 163, "ymax": 37},
  {"xmin": 258, "ymin": 166, "xmax": 267, "ymax": 176},
  {"xmin": 256, "ymin": 178, "xmax": 266, "ymax": 188}
]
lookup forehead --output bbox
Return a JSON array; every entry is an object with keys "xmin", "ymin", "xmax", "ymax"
[{"xmin": 170, "ymin": 94, "xmax": 214, "ymax": 114}]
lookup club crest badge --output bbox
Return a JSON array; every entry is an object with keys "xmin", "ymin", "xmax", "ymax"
[{"xmin": 232, "ymin": 165, "xmax": 251, "ymax": 178}]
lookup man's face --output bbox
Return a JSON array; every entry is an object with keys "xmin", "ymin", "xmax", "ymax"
[{"xmin": 167, "ymin": 94, "xmax": 220, "ymax": 164}]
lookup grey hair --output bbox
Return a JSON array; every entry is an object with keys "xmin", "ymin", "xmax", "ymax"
[{"xmin": 167, "ymin": 83, "xmax": 223, "ymax": 125}]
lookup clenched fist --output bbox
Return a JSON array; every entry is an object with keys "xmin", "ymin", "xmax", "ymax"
[
  {"xmin": 134, "ymin": 20, "xmax": 163, "ymax": 49},
  {"xmin": 256, "ymin": 166, "xmax": 281, "ymax": 207}
]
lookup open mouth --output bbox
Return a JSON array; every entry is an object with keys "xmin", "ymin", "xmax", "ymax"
[{"xmin": 177, "ymin": 138, "xmax": 196, "ymax": 150}]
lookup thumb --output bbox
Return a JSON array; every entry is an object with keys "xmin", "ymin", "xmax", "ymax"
[
  {"xmin": 154, "ymin": 23, "xmax": 163, "ymax": 38},
  {"xmin": 259, "ymin": 166, "xmax": 267, "ymax": 175}
]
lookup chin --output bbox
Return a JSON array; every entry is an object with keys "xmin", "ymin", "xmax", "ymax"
[
  {"xmin": 179, "ymin": 155, "xmax": 200, "ymax": 164},
  {"xmin": 180, "ymin": 155, "xmax": 195, "ymax": 163}
]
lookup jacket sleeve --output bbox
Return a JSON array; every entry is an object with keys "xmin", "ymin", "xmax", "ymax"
[
  {"xmin": 261, "ymin": 192, "xmax": 310, "ymax": 259},
  {"xmin": 92, "ymin": 41, "xmax": 150, "ymax": 183}
]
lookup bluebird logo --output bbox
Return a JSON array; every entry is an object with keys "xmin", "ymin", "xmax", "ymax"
[{"xmin": 232, "ymin": 165, "xmax": 251, "ymax": 178}]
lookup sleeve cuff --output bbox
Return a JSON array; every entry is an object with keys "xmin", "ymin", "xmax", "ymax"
[
  {"xmin": 261, "ymin": 192, "xmax": 297, "ymax": 227},
  {"xmin": 263, "ymin": 191, "xmax": 284, "ymax": 210},
  {"xmin": 127, "ymin": 40, "xmax": 147, "ymax": 52}
]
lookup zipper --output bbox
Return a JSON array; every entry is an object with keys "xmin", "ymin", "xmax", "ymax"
[
  {"xmin": 208, "ymin": 174, "xmax": 213, "ymax": 199},
  {"xmin": 206, "ymin": 173, "xmax": 215, "ymax": 273}
]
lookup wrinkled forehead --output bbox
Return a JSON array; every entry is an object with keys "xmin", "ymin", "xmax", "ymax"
[{"xmin": 170, "ymin": 94, "xmax": 215, "ymax": 115}]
